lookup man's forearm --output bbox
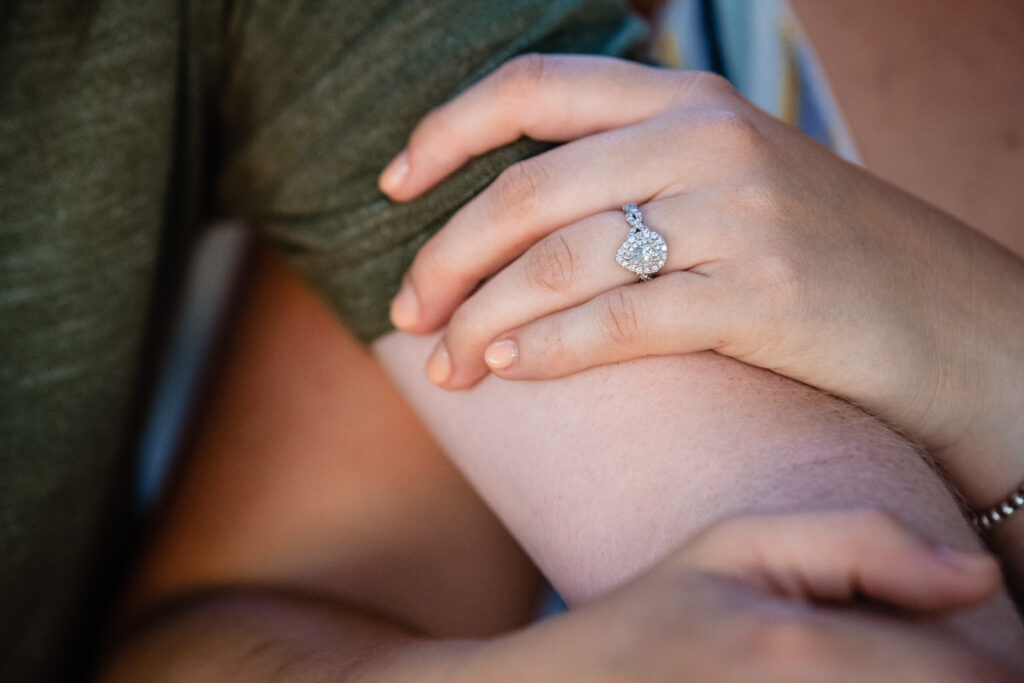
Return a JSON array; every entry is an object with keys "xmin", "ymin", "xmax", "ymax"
[
  {"xmin": 375, "ymin": 335, "xmax": 1024, "ymax": 664},
  {"xmin": 101, "ymin": 589, "xmax": 482, "ymax": 683}
]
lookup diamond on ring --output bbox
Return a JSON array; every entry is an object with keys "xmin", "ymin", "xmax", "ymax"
[{"xmin": 616, "ymin": 203, "xmax": 668, "ymax": 281}]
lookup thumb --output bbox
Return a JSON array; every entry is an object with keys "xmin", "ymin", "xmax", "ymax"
[{"xmin": 675, "ymin": 510, "xmax": 1001, "ymax": 613}]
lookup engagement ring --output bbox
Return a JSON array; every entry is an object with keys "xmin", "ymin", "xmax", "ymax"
[{"xmin": 616, "ymin": 203, "xmax": 668, "ymax": 281}]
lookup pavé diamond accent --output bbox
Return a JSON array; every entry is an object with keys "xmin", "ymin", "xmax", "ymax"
[{"xmin": 617, "ymin": 204, "xmax": 667, "ymax": 281}]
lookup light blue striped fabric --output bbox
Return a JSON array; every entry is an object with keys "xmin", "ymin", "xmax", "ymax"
[{"xmin": 656, "ymin": 0, "xmax": 858, "ymax": 161}]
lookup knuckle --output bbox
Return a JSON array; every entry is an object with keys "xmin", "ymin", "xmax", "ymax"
[
  {"xmin": 690, "ymin": 71, "xmax": 737, "ymax": 99},
  {"xmin": 491, "ymin": 158, "xmax": 547, "ymax": 222},
  {"xmin": 701, "ymin": 108, "xmax": 766, "ymax": 162},
  {"xmin": 524, "ymin": 233, "xmax": 579, "ymax": 293},
  {"xmin": 496, "ymin": 53, "xmax": 548, "ymax": 100},
  {"xmin": 599, "ymin": 288, "xmax": 643, "ymax": 346}
]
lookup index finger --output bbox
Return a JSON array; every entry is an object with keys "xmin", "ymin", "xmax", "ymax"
[{"xmin": 378, "ymin": 54, "xmax": 699, "ymax": 200}]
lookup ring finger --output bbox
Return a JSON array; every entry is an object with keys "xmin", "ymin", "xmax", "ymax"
[
  {"xmin": 394, "ymin": 109, "xmax": 748, "ymax": 336},
  {"xmin": 427, "ymin": 197, "xmax": 719, "ymax": 389}
]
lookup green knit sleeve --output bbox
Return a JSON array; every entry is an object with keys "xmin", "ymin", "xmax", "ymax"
[{"xmin": 217, "ymin": 0, "xmax": 646, "ymax": 341}]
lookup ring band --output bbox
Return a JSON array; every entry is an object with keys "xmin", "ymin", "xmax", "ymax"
[{"xmin": 616, "ymin": 203, "xmax": 668, "ymax": 281}]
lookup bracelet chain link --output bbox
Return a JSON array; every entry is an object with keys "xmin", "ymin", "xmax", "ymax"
[{"xmin": 971, "ymin": 481, "xmax": 1024, "ymax": 532}]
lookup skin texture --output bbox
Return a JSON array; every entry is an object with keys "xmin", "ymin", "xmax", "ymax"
[
  {"xmin": 119, "ymin": 250, "xmax": 543, "ymax": 639},
  {"xmin": 382, "ymin": 56, "xmax": 1024, "ymax": 516},
  {"xmin": 106, "ymin": 3, "xmax": 1024, "ymax": 679},
  {"xmin": 105, "ymin": 366, "xmax": 1019, "ymax": 683},
  {"xmin": 104, "ymin": 253, "xmax": 1020, "ymax": 681},
  {"xmin": 468, "ymin": 513, "xmax": 1014, "ymax": 683},
  {"xmin": 790, "ymin": 0, "xmax": 1024, "ymax": 618},
  {"xmin": 371, "ymin": 328, "xmax": 1024, "ymax": 663}
]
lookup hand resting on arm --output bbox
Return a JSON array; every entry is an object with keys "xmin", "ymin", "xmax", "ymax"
[
  {"xmin": 380, "ymin": 54, "xmax": 1024, "ymax": 588},
  {"xmin": 101, "ymin": 253, "xmax": 1018, "ymax": 680}
]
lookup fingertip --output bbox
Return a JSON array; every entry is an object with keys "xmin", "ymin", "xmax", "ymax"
[
  {"xmin": 378, "ymin": 149, "xmax": 410, "ymax": 197},
  {"xmin": 886, "ymin": 546, "xmax": 1002, "ymax": 611},
  {"xmin": 484, "ymin": 339, "xmax": 518, "ymax": 372},
  {"xmin": 425, "ymin": 339, "xmax": 452, "ymax": 387},
  {"xmin": 424, "ymin": 341, "xmax": 490, "ymax": 391},
  {"xmin": 932, "ymin": 547, "xmax": 1002, "ymax": 585},
  {"xmin": 390, "ymin": 280, "xmax": 420, "ymax": 330}
]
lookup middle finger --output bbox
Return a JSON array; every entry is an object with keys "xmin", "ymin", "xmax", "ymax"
[{"xmin": 398, "ymin": 114, "xmax": 729, "ymax": 334}]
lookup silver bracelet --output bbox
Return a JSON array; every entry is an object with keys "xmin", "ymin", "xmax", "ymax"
[{"xmin": 971, "ymin": 480, "xmax": 1024, "ymax": 532}]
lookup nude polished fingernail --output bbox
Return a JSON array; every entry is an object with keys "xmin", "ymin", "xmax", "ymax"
[
  {"xmin": 379, "ymin": 150, "xmax": 409, "ymax": 193},
  {"xmin": 390, "ymin": 280, "xmax": 420, "ymax": 329},
  {"xmin": 484, "ymin": 340, "xmax": 518, "ymax": 371},
  {"xmin": 425, "ymin": 341, "xmax": 452, "ymax": 385}
]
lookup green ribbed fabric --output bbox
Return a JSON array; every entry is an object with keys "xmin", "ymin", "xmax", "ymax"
[{"xmin": 0, "ymin": 2, "xmax": 644, "ymax": 680}]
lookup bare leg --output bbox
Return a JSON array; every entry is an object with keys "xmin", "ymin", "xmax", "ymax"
[{"xmin": 374, "ymin": 332, "xmax": 1024, "ymax": 661}]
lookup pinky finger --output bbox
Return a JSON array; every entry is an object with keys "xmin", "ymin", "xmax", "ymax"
[{"xmin": 483, "ymin": 271, "xmax": 729, "ymax": 380}]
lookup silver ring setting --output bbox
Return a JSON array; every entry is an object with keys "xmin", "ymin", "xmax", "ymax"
[{"xmin": 616, "ymin": 203, "xmax": 668, "ymax": 281}]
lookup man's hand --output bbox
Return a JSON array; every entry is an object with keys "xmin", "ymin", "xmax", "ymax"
[
  {"xmin": 463, "ymin": 511, "xmax": 1013, "ymax": 682},
  {"xmin": 103, "ymin": 510, "xmax": 1015, "ymax": 681}
]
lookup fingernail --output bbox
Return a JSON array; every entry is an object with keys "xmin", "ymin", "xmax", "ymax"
[
  {"xmin": 425, "ymin": 340, "xmax": 452, "ymax": 386},
  {"xmin": 484, "ymin": 340, "xmax": 518, "ymax": 371},
  {"xmin": 390, "ymin": 280, "xmax": 420, "ymax": 329},
  {"xmin": 932, "ymin": 546, "xmax": 996, "ymax": 573},
  {"xmin": 379, "ymin": 150, "xmax": 409, "ymax": 193}
]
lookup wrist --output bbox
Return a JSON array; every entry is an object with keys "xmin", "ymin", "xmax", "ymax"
[
  {"xmin": 925, "ymin": 241, "xmax": 1024, "ymax": 506},
  {"xmin": 934, "ymin": 332, "xmax": 1024, "ymax": 508},
  {"xmin": 941, "ymin": 421, "xmax": 1024, "ymax": 511}
]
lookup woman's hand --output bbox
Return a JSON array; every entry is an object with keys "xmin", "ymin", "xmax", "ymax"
[
  {"xmin": 461, "ymin": 511, "xmax": 1014, "ymax": 681},
  {"xmin": 379, "ymin": 55, "xmax": 1024, "ymax": 505}
]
